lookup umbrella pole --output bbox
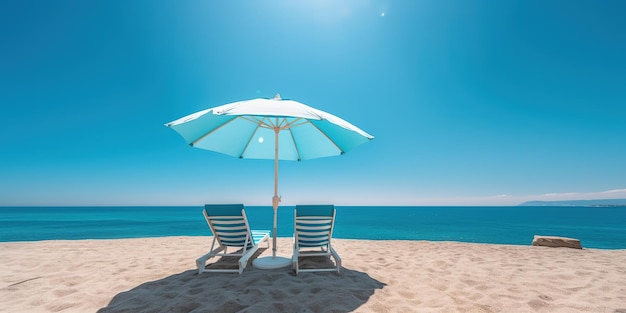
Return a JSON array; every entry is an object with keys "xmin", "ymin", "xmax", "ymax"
[
  {"xmin": 272, "ymin": 128, "xmax": 280, "ymax": 258},
  {"xmin": 252, "ymin": 127, "xmax": 291, "ymax": 269}
]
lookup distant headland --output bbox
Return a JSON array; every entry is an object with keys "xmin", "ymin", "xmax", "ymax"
[{"xmin": 519, "ymin": 199, "xmax": 626, "ymax": 207}]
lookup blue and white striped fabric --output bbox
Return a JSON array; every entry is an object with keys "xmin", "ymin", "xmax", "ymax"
[
  {"xmin": 293, "ymin": 205, "xmax": 341, "ymax": 274},
  {"xmin": 294, "ymin": 204, "xmax": 335, "ymax": 248},
  {"xmin": 197, "ymin": 204, "xmax": 270, "ymax": 274}
]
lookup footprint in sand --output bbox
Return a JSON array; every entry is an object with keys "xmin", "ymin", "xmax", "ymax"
[{"xmin": 52, "ymin": 289, "xmax": 77, "ymax": 297}]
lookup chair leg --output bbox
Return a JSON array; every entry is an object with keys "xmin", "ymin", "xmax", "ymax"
[
  {"xmin": 331, "ymin": 247, "xmax": 341, "ymax": 273},
  {"xmin": 196, "ymin": 246, "xmax": 225, "ymax": 274},
  {"xmin": 293, "ymin": 252, "xmax": 299, "ymax": 274}
]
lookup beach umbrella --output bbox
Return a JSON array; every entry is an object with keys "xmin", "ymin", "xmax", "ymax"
[{"xmin": 165, "ymin": 94, "xmax": 374, "ymax": 269}]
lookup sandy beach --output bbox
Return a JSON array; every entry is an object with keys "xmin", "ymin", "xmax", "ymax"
[{"xmin": 1, "ymin": 237, "xmax": 625, "ymax": 313}]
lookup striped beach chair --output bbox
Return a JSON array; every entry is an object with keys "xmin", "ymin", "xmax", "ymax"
[
  {"xmin": 196, "ymin": 204, "xmax": 270, "ymax": 274},
  {"xmin": 292, "ymin": 204, "xmax": 341, "ymax": 274}
]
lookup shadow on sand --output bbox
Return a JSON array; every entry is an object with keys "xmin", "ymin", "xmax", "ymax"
[{"xmin": 98, "ymin": 250, "xmax": 385, "ymax": 313}]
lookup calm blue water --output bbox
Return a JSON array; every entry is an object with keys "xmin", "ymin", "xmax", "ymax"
[{"xmin": 1, "ymin": 206, "xmax": 625, "ymax": 249}]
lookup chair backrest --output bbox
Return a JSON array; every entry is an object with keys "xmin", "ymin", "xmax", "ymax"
[
  {"xmin": 204, "ymin": 204, "xmax": 253, "ymax": 248},
  {"xmin": 294, "ymin": 205, "xmax": 336, "ymax": 248}
]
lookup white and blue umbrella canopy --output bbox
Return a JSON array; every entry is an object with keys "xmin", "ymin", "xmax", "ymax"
[{"xmin": 165, "ymin": 95, "xmax": 374, "ymax": 161}]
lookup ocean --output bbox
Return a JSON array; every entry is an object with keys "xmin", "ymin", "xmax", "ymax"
[{"xmin": 1, "ymin": 206, "xmax": 625, "ymax": 249}]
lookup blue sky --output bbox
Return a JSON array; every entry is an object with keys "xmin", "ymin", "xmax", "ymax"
[{"xmin": 1, "ymin": 0, "xmax": 625, "ymax": 206}]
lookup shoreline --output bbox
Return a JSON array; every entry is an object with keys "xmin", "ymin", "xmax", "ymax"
[
  {"xmin": 2, "ymin": 236, "xmax": 626, "ymax": 251},
  {"xmin": 2, "ymin": 237, "xmax": 626, "ymax": 312}
]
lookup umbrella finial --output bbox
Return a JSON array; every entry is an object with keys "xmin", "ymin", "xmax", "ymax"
[{"xmin": 274, "ymin": 93, "xmax": 281, "ymax": 100}]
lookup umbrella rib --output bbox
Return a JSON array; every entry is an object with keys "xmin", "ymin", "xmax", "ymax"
[
  {"xmin": 288, "ymin": 127, "xmax": 302, "ymax": 161},
  {"xmin": 280, "ymin": 117, "xmax": 304, "ymax": 130},
  {"xmin": 238, "ymin": 116, "xmax": 307, "ymax": 130},
  {"xmin": 286, "ymin": 119, "xmax": 307, "ymax": 129},
  {"xmin": 238, "ymin": 122, "xmax": 263, "ymax": 159},
  {"xmin": 241, "ymin": 116, "xmax": 272, "ymax": 128},
  {"xmin": 308, "ymin": 120, "xmax": 345, "ymax": 155},
  {"xmin": 190, "ymin": 116, "xmax": 238, "ymax": 146}
]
